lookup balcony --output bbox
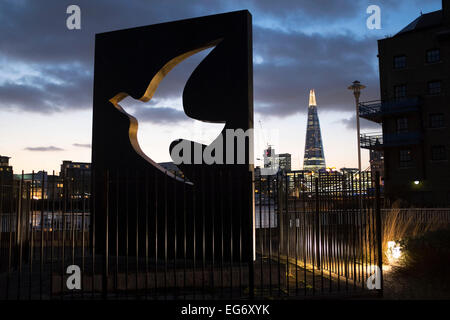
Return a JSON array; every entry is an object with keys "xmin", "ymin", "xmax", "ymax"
[
  {"xmin": 360, "ymin": 133, "xmax": 383, "ymax": 149},
  {"xmin": 360, "ymin": 131, "xmax": 422, "ymax": 149},
  {"xmin": 359, "ymin": 97, "xmax": 421, "ymax": 123}
]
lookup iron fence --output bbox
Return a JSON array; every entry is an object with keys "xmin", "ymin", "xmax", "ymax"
[
  {"xmin": 254, "ymin": 171, "xmax": 383, "ymax": 297},
  {"xmin": 382, "ymin": 208, "xmax": 450, "ymax": 224},
  {"xmin": 1, "ymin": 169, "xmax": 384, "ymax": 299}
]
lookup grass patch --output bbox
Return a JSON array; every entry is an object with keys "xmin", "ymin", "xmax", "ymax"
[{"xmin": 384, "ymin": 227, "xmax": 450, "ymax": 298}]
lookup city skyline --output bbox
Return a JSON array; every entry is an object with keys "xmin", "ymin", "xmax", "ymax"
[
  {"xmin": 1, "ymin": 0, "xmax": 450, "ymax": 304},
  {"xmin": 0, "ymin": 0, "xmax": 443, "ymax": 174}
]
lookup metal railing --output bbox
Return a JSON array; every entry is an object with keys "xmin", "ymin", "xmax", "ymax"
[
  {"xmin": 1, "ymin": 169, "xmax": 383, "ymax": 299},
  {"xmin": 360, "ymin": 131, "xmax": 422, "ymax": 149},
  {"xmin": 359, "ymin": 97, "xmax": 421, "ymax": 122},
  {"xmin": 382, "ymin": 208, "xmax": 450, "ymax": 224},
  {"xmin": 360, "ymin": 133, "xmax": 383, "ymax": 149},
  {"xmin": 255, "ymin": 172, "xmax": 383, "ymax": 297}
]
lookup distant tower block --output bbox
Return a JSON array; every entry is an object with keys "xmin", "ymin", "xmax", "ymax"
[{"xmin": 303, "ymin": 89, "xmax": 326, "ymax": 171}]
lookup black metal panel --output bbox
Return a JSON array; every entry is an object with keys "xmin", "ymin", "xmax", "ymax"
[{"xmin": 91, "ymin": 11, "xmax": 254, "ymax": 264}]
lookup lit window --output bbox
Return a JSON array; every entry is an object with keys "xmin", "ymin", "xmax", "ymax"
[
  {"xmin": 394, "ymin": 84, "xmax": 406, "ymax": 99},
  {"xmin": 431, "ymin": 145, "xmax": 447, "ymax": 161},
  {"xmin": 428, "ymin": 81, "xmax": 441, "ymax": 95},
  {"xmin": 393, "ymin": 55, "xmax": 406, "ymax": 69},
  {"xmin": 426, "ymin": 49, "xmax": 440, "ymax": 63},
  {"xmin": 399, "ymin": 149, "xmax": 412, "ymax": 167},
  {"xmin": 429, "ymin": 113, "xmax": 445, "ymax": 128},
  {"xmin": 396, "ymin": 117, "xmax": 408, "ymax": 133}
]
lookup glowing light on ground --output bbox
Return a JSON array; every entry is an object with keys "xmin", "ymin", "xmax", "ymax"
[{"xmin": 386, "ymin": 240, "xmax": 402, "ymax": 263}]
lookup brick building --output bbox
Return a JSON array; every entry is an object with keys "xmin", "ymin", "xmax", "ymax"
[{"xmin": 360, "ymin": 0, "xmax": 450, "ymax": 205}]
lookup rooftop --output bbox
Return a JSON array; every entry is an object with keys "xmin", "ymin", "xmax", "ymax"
[{"xmin": 395, "ymin": 3, "xmax": 448, "ymax": 37}]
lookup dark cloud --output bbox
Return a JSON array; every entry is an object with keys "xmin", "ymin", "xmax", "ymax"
[
  {"xmin": 0, "ymin": 0, "xmax": 208, "ymax": 66},
  {"xmin": 24, "ymin": 146, "xmax": 64, "ymax": 152},
  {"xmin": 0, "ymin": 0, "xmax": 436, "ymax": 121},
  {"xmin": 340, "ymin": 115, "xmax": 381, "ymax": 131},
  {"xmin": 243, "ymin": 0, "xmax": 360, "ymax": 24},
  {"xmin": 0, "ymin": 62, "xmax": 92, "ymax": 113},
  {"xmin": 253, "ymin": 27, "xmax": 380, "ymax": 117},
  {"xmin": 73, "ymin": 143, "xmax": 91, "ymax": 148}
]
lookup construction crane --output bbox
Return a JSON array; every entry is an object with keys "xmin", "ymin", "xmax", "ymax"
[
  {"xmin": 256, "ymin": 120, "xmax": 271, "ymax": 165},
  {"xmin": 259, "ymin": 120, "xmax": 269, "ymax": 149}
]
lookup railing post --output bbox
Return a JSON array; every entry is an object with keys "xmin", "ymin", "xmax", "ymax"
[
  {"xmin": 375, "ymin": 171, "xmax": 383, "ymax": 296},
  {"xmin": 102, "ymin": 170, "xmax": 109, "ymax": 299},
  {"xmin": 15, "ymin": 175, "xmax": 23, "ymax": 248},
  {"xmin": 248, "ymin": 171, "xmax": 255, "ymax": 299},
  {"xmin": 315, "ymin": 177, "xmax": 320, "ymax": 269},
  {"xmin": 285, "ymin": 173, "xmax": 290, "ymax": 295},
  {"xmin": 278, "ymin": 173, "xmax": 284, "ymax": 253}
]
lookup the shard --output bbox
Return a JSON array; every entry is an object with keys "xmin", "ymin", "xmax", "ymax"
[{"xmin": 303, "ymin": 89, "xmax": 326, "ymax": 171}]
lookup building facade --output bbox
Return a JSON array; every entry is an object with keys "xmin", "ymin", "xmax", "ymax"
[
  {"xmin": 0, "ymin": 156, "xmax": 13, "ymax": 210},
  {"xmin": 360, "ymin": 1, "xmax": 450, "ymax": 206},
  {"xmin": 60, "ymin": 160, "xmax": 91, "ymax": 198},
  {"xmin": 263, "ymin": 145, "xmax": 277, "ymax": 170},
  {"xmin": 20, "ymin": 171, "xmax": 48, "ymax": 199},
  {"xmin": 0, "ymin": 156, "xmax": 13, "ymax": 184},
  {"xmin": 261, "ymin": 146, "xmax": 292, "ymax": 174},
  {"xmin": 278, "ymin": 153, "xmax": 292, "ymax": 172}
]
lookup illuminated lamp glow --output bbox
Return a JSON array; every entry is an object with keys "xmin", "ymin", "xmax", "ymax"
[{"xmin": 387, "ymin": 241, "xmax": 402, "ymax": 262}]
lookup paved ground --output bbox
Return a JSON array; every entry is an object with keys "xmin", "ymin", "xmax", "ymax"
[
  {"xmin": 5, "ymin": 256, "xmax": 449, "ymax": 300},
  {"xmin": 382, "ymin": 266, "xmax": 450, "ymax": 300}
]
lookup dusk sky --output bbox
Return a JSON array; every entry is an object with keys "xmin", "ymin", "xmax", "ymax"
[{"xmin": 0, "ymin": 0, "xmax": 442, "ymax": 174}]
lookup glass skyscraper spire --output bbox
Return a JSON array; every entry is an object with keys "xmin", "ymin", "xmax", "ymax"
[{"xmin": 303, "ymin": 89, "xmax": 326, "ymax": 171}]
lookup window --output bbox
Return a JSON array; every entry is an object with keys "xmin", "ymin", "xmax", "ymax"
[
  {"xmin": 431, "ymin": 145, "xmax": 447, "ymax": 161},
  {"xmin": 429, "ymin": 113, "xmax": 445, "ymax": 128},
  {"xmin": 393, "ymin": 55, "xmax": 406, "ymax": 69},
  {"xmin": 428, "ymin": 81, "xmax": 441, "ymax": 95},
  {"xmin": 426, "ymin": 49, "xmax": 440, "ymax": 63},
  {"xmin": 396, "ymin": 117, "xmax": 408, "ymax": 133},
  {"xmin": 399, "ymin": 149, "xmax": 412, "ymax": 167},
  {"xmin": 394, "ymin": 84, "xmax": 407, "ymax": 99}
]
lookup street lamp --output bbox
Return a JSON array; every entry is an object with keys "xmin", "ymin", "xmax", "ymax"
[{"xmin": 348, "ymin": 80, "xmax": 366, "ymax": 173}]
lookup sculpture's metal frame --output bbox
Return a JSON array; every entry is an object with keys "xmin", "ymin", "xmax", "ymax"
[{"xmin": 92, "ymin": 11, "xmax": 254, "ymax": 262}]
